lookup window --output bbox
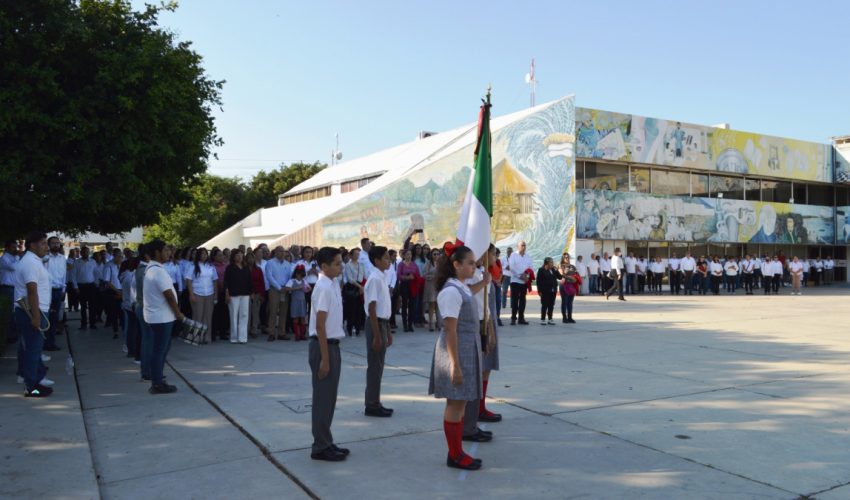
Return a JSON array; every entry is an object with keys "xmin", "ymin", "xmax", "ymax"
[
  {"xmin": 651, "ymin": 169, "xmax": 690, "ymax": 196},
  {"xmin": 761, "ymin": 180, "xmax": 791, "ymax": 203},
  {"xmin": 585, "ymin": 162, "xmax": 629, "ymax": 192},
  {"xmin": 575, "ymin": 162, "xmax": 585, "ymax": 189},
  {"xmin": 807, "ymin": 184, "xmax": 834, "ymax": 206},
  {"xmin": 691, "ymin": 173, "xmax": 709, "ymax": 198},
  {"xmin": 340, "ymin": 175, "xmax": 380, "ymax": 194},
  {"xmin": 281, "ymin": 186, "xmax": 331, "ymax": 205},
  {"xmin": 630, "ymin": 167, "xmax": 650, "ymax": 193},
  {"xmin": 710, "ymin": 175, "xmax": 743, "ymax": 200},
  {"xmin": 744, "ymin": 179, "xmax": 760, "ymax": 201},
  {"xmin": 837, "ymin": 186, "xmax": 850, "ymax": 206},
  {"xmin": 792, "ymin": 183, "xmax": 806, "ymax": 205}
]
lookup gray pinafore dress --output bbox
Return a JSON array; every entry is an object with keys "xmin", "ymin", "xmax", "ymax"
[
  {"xmin": 288, "ymin": 279, "xmax": 307, "ymax": 318},
  {"xmin": 482, "ymin": 281, "xmax": 500, "ymax": 371},
  {"xmin": 428, "ymin": 281, "xmax": 482, "ymax": 401}
]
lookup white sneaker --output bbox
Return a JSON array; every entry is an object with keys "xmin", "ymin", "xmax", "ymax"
[
  {"xmin": 133, "ymin": 360, "xmax": 141, "ymax": 365},
  {"xmin": 16, "ymin": 375, "xmax": 24, "ymax": 384},
  {"xmin": 41, "ymin": 353, "xmax": 52, "ymax": 362},
  {"xmin": 39, "ymin": 377, "xmax": 55, "ymax": 387},
  {"xmin": 122, "ymin": 344, "xmax": 128, "ymax": 354}
]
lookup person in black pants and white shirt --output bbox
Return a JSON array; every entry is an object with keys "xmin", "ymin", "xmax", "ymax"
[
  {"xmin": 508, "ymin": 241, "xmax": 532, "ymax": 325},
  {"xmin": 605, "ymin": 248, "xmax": 625, "ymax": 301},
  {"xmin": 14, "ymin": 231, "xmax": 52, "ymax": 397},
  {"xmin": 309, "ymin": 247, "xmax": 349, "ymax": 462},
  {"xmin": 680, "ymin": 252, "xmax": 696, "ymax": 295}
]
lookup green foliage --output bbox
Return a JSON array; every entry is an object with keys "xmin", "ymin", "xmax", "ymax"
[
  {"xmin": 246, "ymin": 161, "xmax": 326, "ymax": 209},
  {"xmin": 147, "ymin": 162, "xmax": 327, "ymax": 247},
  {"xmin": 0, "ymin": 0, "xmax": 223, "ymax": 239}
]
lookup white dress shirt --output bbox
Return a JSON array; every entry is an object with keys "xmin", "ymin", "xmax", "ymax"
[
  {"xmin": 73, "ymin": 258, "xmax": 97, "ymax": 287},
  {"xmin": 364, "ymin": 269, "xmax": 391, "ymax": 319},
  {"xmin": 624, "ymin": 257, "xmax": 637, "ymax": 273},
  {"xmin": 680, "ymin": 257, "xmax": 696, "ymax": 272},
  {"xmin": 723, "ymin": 261, "xmax": 738, "ymax": 276},
  {"xmin": 164, "ymin": 261, "xmax": 183, "ymax": 293},
  {"xmin": 358, "ymin": 249, "xmax": 375, "ymax": 276},
  {"xmin": 669, "ymin": 258, "xmax": 681, "ymax": 272},
  {"xmin": 588, "ymin": 259, "xmax": 600, "ymax": 275},
  {"xmin": 265, "ymin": 258, "xmax": 292, "ymax": 291},
  {"xmin": 309, "ymin": 274, "xmax": 345, "ymax": 339},
  {"xmin": 465, "ymin": 268, "xmax": 488, "ymax": 321},
  {"xmin": 46, "ymin": 252, "xmax": 67, "ymax": 290},
  {"xmin": 610, "ymin": 255, "xmax": 624, "ymax": 276},
  {"xmin": 710, "ymin": 262, "xmax": 723, "ymax": 276},
  {"xmin": 104, "ymin": 262, "xmax": 122, "ymax": 290},
  {"xmin": 14, "ymin": 251, "xmax": 51, "ymax": 312},
  {"xmin": 508, "ymin": 252, "xmax": 533, "ymax": 284},
  {"xmin": 187, "ymin": 262, "xmax": 218, "ymax": 296}
]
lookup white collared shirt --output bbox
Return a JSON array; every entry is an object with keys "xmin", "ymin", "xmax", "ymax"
[
  {"xmin": 0, "ymin": 252, "xmax": 19, "ymax": 287},
  {"xmin": 143, "ymin": 261, "xmax": 177, "ymax": 324},
  {"xmin": 309, "ymin": 274, "xmax": 345, "ymax": 339},
  {"xmin": 636, "ymin": 259, "xmax": 647, "ymax": 273},
  {"xmin": 723, "ymin": 261, "xmax": 738, "ymax": 276},
  {"xmin": 508, "ymin": 252, "xmax": 533, "ymax": 284},
  {"xmin": 296, "ymin": 259, "xmax": 320, "ymax": 285},
  {"xmin": 364, "ymin": 269, "xmax": 391, "ymax": 319},
  {"xmin": 710, "ymin": 262, "xmax": 723, "ymax": 276},
  {"xmin": 120, "ymin": 270, "xmax": 137, "ymax": 310},
  {"xmin": 600, "ymin": 259, "xmax": 611, "ymax": 272},
  {"xmin": 437, "ymin": 278, "xmax": 473, "ymax": 319},
  {"xmin": 465, "ymin": 268, "xmax": 488, "ymax": 321},
  {"xmin": 680, "ymin": 257, "xmax": 696, "ymax": 271},
  {"xmin": 588, "ymin": 259, "xmax": 600, "ymax": 274},
  {"xmin": 46, "ymin": 252, "xmax": 67, "ymax": 290},
  {"xmin": 669, "ymin": 258, "xmax": 681, "ymax": 271},
  {"xmin": 741, "ymin": 259, "xmax": 754, "ymax": 274},
  {"xmin": 771, "ymin": 261, "xmax": 783, "ymax": 275},
  {"xmin": 384, "ymin": 265, "xmax": 397, "ymax": 289},
  {"xmin": 789, "ymin": 261, "xmax": 803, "ymax": 274},
  {"xmin": 825, "ymin": 259, "xmax": 835, "ymax": 270},
  {"xmin": 576, "ymin": 261, "xmax": 588, "ymax": 277},
  {"xmin": 358, "ymin": 249, "xmax": 375, "ymax": 276},
  {"xmin": 164, "ymin": 261, "xmax": 183, "ymax": 292},
  {"xmin": 187, "ymin": 262, "xmax": 218, "ymax": 297},
  {"xmin": 624, "ymin": 257, "xmax": 637, "ymax": 273},
  {"xmin": 104, "ymin": 262, "xmax": 121, "ymax": 290},
  {"xmin": 610, "ymin": 255, "xmax": 624, "ymax": 274},
  {"xmin": 14, "ymin": 251, "xmax": 51, "ymax": 312}
]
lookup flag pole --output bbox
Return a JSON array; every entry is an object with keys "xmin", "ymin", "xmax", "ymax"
[{"xmin": 482, "ymin": 85, "xmax": 492, "ymax": 346}]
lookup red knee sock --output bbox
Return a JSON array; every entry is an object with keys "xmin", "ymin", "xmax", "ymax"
[
  {"xmin": 479, "ymin": 380, "xmax": 489, "ymax": 414},
  {"xmin": 444, "ymin": 419, "xmax": 472, "ymax": 464}
]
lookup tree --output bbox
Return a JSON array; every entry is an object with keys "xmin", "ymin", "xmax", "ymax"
[
  {"xmin": 145, "ymin": 174, "xmax": 248, "ymax": 247},
  {"xmin": 246, "ymin": 161, "xmax": 327, "ymax": 210},
  {"xmin": 0, "ymin": 0, "xmax": 223, "ymax": 238}
]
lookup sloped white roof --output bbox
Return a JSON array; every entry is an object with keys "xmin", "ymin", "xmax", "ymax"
[{"xmin": 203, "ymin": 96, "xmax": 571, "ymax": 248}]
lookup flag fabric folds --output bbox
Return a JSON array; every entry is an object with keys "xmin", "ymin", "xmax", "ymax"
[{"xmin": 456, "ymin": 93, "xmax": 492, "ymax": 261}]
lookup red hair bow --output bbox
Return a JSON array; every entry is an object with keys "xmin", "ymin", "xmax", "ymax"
[
  {"xmin": 294, "ymin": 264, "xmax": 305, "ymax": 271},
  {"xmin": 443, "ymin": 241, "xmax": 458, "ymax": 257}
]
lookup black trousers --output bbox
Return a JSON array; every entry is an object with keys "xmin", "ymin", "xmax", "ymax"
[
  {"xmin": 309, "ymin": 339, "xmax": 341, "ymax": 454},
  {"xmin": 606, "ymin": 273, "xmax": 624, "ymax": 299},
  {"xmin": 78, "ymin": 283, "xmax": 97, "ymax": 327},
  {"xmin": 399, "ymin": 282, "xmax": 414, "ymax": 329},
  {"xmin": 743, "ymin": 274, "xmax": 753, "ymax": 293},
  {"xmin": 711, "ymin": 275, "xmax": 721, "ymax": 295},
  {"xmin": 67, "ymin": 283, "xmax": 79, "ymax": 311},
  {"xmin": 763, "ymin": 275, "xmax": 772, "ymax": 294},
  {"xmin": 510, "ymin": 283, "xmax": 527, "ymax": 321},
  {"xmin": 539, "ymin": 290, "xmax": 556, "ymax": 320},
  {"xmin": 773, "ymin": 274, "xmax": 781, "ymax": 293},
  {"xmin": 683, "ymin": 271, "xmax": 694, "ymax": 294},
  {"xmin": 670, "ymin": 271, "xmax": 680, "ymax": 294}
]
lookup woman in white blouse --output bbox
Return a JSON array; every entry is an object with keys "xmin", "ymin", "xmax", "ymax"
[{"xmin": 187, "ymin": 248, "xmax": 218, "ymax": 344}]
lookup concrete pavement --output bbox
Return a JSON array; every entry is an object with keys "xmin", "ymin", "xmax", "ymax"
[{"xmin": 3, "ymin": 287, "xmax": 850, "ymax": 499}]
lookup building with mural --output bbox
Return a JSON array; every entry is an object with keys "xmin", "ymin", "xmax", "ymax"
[{"xmin": 203, "ymin": 96, "xmax": 849, "ymax": 282}]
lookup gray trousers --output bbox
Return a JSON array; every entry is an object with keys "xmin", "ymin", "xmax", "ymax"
[
  {"xmin": 365, "ymin": 318, "xmax": 389, "ymax": 408},
  {"xmin": 309, "ymin": 339, "xmax": 341, "ymax": 453},
  {"xmin": 464, "ymin": 398, "xmax": 480, "ymax": 436}
]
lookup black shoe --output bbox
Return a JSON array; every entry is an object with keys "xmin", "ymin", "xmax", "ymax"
[
  {"xmin": 25, "ymin": 384, "xmax": 53, "ymax": 398},
  {"xmin": 510, "ymin": 319, "xmax": 516, "ymax": 325},
  {"xmin": 462, "ymin": 429, "xmax": 493, "ymax": 442},
  {"xmin": 332, "ymin": 444, "xmax": 350, "ymax": 456},
  {"xmin": 446, "ymin": 453, "xmax": 482, "ymax": 470},
  {"xmin": 518, "ymin": 320, "xmax": 529, "ymax": 325},
  {"xmin": 113, "ymin": 333, "xmax": 118, "ymax": 339},
  {"xmin": 497, "ymin": 320, "xmax": 503, "ymax": 326},
  {"xmin": 149, "ymin": 384, "xmax": 177, "ymax": 394},
  {"xmin": 380, "ymin": 404, "xmax": 394, "ymax": 414},
  {"xmin": 365, "ymin": 406, "xmax": 393, "ymax": 417},
  {"xmin": 478, "ymin": 410, "xmax": 502, "ymax": 422},
  {"xmin": 618, "ymin": 297, "xmax": 626, "ymax": 301},
  {"xmin": 567, "ymin": 318, "xmax": 576, "ymax": 324},
  {"xmin": 562, "ymin": 317, "xmax": 568, "ymax": 323},
  {"xmin": 311, "ymin": 447, "xmax": 346, "ymax": 462},
  {"xmin": 79, "ymin": 324, "xmax": 88, "ymax": 330}
]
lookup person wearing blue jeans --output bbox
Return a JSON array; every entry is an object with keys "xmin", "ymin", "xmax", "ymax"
[
  {"xmin": 143, "ymin": 240, "xmax": 184, "ymax": 394},
  {"xmin": 136, "ymin": 301, "xmax": 153, "ymax": 379},
  {"xmin": 14, "ymin": 231, "xmax": 53, "ymax": 397}
]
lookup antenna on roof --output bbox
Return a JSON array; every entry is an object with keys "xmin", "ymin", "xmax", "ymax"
[
  {"xmin": 524, "ymin": 58, "xmax": 536, "ymax": 108},
  {"xmin": 331, "ymin": 133, "xmax": 343, "ymax": 166}
]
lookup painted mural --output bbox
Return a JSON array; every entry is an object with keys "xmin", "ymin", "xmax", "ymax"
[
  {"xmin": 836, "ymin": 146, "xmax": 850, "ymax": 184},
  {"xmin": 312, "ymin": 97, "xmax": 577, "ymax": 263},
  {"xmin": 576, "ymin": 108, "xmax": 832, "ymax": 183},
  {"xmin": 838, "ymin": 206, "xmax": 850, "ymax": 244},
  {"xmin": 577, "ymin": 189, "xmax": 835, "ymax": 245}
]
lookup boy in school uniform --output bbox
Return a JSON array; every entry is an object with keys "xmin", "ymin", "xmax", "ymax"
[
  {"xmin": 364, "ymin": 246, "xmax": 394, "ymax": 417},
  {"xmin": 309, "ymin": 247, "xmax": 349, "ymax": 462}
]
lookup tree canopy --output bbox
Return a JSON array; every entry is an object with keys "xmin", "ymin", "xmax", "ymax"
[{"xmin": 0, "ymin": 0, "xmax": 223, "ymax": 238}]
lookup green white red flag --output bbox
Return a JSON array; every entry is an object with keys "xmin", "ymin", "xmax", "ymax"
[{"xmin": 456, "ymin": 91, "xmax": 492, "ymax": 260}]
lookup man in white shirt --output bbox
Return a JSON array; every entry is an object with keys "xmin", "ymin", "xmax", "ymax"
[
  {"xmin": 72, "ymin": 247, "xmax": 98, "ymax": 329},
  {"xmin": 358, "ymin": 238, "xmax": 374, "ymax": 276},
  {"xmin": 103, "ymin": 250, "xmax": 124, "ymax": 337},
  {"xmin": 605, "ymin": 248, "xmax": 626, "ymax": 301},
  {"xmin": 789, "ymin": 256, "xmax": 804, "ymax": 295},
  {"xmin": 668, "ymin": 253, "xmax": 682, "ymax": 295},
  {"xmin": 741, "ymin": 255, "xmax": 755, "ymax": 295},
  {"xmin": 1, "ymin": 240, "xmax": 20, "ymax": 341},
  {"xmin": 386, "ymin": 249, "xmax": 399, "ymax": 330},
  {"xmin": 680, "ymin": 252, "xmax": 696, "ymax": 295},
  {"xmin": 723, "ymin": 256, "xmax": 738, "ymax": 294},
  {"xmin": 363, "ymin": 245, "xmax": 393, "ymax": 418},
  {"xmin": 600, "ymin": 252, "xmax": 612, "ymax": 294},
  {"xmin": 752, "ymin": 256, "xmax": 762, "ymax": 290},
  {"xmin": 308, "ymin": 247, "xmax": 348, "ymax": 462},
  {"xmin": 143, "ymin": 240, "xmax": 184, "ymax": 395},
  {"xmin": 802, "ymin": 258, "xmax": 810, "ymax": 288},
  {"xmin": 44, "ymin": 237, "xmax": 67, "ymax": 351},
  {"xmin": 635, "ymin": 256, "xmax": 647, "ymax": 294},
  {"xmin": 624, "ymin": 252, "xmax": 637, "ymax": 295},
  {"xmin": 576, "ymin": 255, "xmax": 589, "ymax": 295},
  {"xmin": 14, "ymin": 231, "xmax": 52, "ymax": 397},
  {"xmin": 587, "ymin": 254, "xmax": 600, "ymax": 294},
  {"xmin": 813, "ymin": 257, "xmax": 824, "ymax": 286},
  {"xmin": 500, "ymin": 247, "xmax": 513, "ymax": 308},
  {"xmin": 508, "ymin": 241, "xmax": 533, "ymax": 325},
  {"xmin": 824, "ymin": 256, "xmax": 835, "ymax": 284}
]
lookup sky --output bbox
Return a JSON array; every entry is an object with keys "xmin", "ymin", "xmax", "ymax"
[{"xmin": 135, "ymin": 0, "xmax": 850, "ymax": 180}]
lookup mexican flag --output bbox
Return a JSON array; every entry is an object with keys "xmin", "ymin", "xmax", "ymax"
[{"xmin": 456, "ymin": 92, "xmax": 492, "ymax": 260}]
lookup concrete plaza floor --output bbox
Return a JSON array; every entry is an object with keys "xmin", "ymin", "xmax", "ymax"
[{"xmin": 2, "ymin": 286, "xmax": 850, "ymax": 499}]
